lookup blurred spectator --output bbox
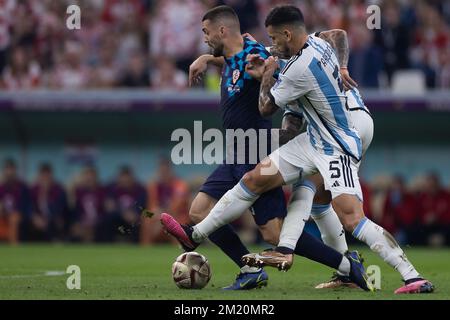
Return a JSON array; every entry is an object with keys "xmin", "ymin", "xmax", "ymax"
[
  {"xmin": 149, "ymin": 0, "xmax": 207, "ymax": 72},
  {"xmin": 1, "ymin": 46, "xmax": 41, "ymax": 90},
  {"xmin": 438, "ymin": 46, "xmax": 450, "ymax": 88},
  {"xmin": 0, "ymin": 159, "xmax": 30, "ymax": 245},
  {"xmin": 382, "ymin": 175, "xmax": 421, "ymax": 245},
  {"xmin": 348, "ymin": 23, "xmax": 383, "ymax": 87},
  {"xmin": 74, "ymin": 1, "xmax": 107, "ymax": 67},
  {"xmin": 113, "ymin": 3, "xmax": 147, "ymax": 70},
  {"xmin": 50, "ymin": 41, "xmax": 90, "ymax": 89},
  {"xmin": 28, "ymin": 163, "xmax": 68, "ymax": 242},
  {"xmin": 10, "ymin": 0, "xmax": 38, "ymax": 48},
  {"xmin": 141, "ymin": 158, "xmax": 190, "ymax": 245},
  {"xmin": 218, "ymin": 0, "xmax": 260, "ymax": 34},
  {"xmin": 373, "ymin": 1, "xmax": 412, "ymax": 84},
  {"xmin": 71, "ymin": 166, "xmax": 105, "ymax": 242},
  {"xmin": 151, "ymin": 55, "xmax": 188, "ymax": 90},
  {"xmin": 410, "ymin": 2, "xmax": 449, "ymax": 88},
  {"xmin": 0, "ymin": 0, "xmax": 16, "ymax": 73},
  {"xmin": 33, "ymin": 1, "xmax": 66, "ymax": 71},
  {"xmin": 417, "ymin": 172, "xmax": 450, "ymax": 246},
  {"xmin": 89, "ymin": 34, "xmax": 119, "ymax": 87},
  {"xmin": 99, "ymin": 166, "xmax": 147, "ymax": 242},
  {"xmin": 118, "ymin": 50, "xmax": 150, "ymax": 87},
  {"xmin": 101, "ymin": 0, "xmax": 146, "ymax": 26}
]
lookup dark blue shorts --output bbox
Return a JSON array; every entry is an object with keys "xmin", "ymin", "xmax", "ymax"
[{"xmin": 199, "ymin": 164, "xmax": 287, "ymax": 226}]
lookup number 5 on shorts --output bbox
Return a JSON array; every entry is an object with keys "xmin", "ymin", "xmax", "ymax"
[{"xmin": 329, "ymin": 160, "xmax": 341, "ymax": 178}]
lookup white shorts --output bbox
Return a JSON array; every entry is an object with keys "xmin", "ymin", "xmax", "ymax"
[
  {"xmin": 270, "ymin": 133, "xmax": 363, "ymax": 199},
  {"xmin": 351, "ymin": 109, "xmax": 373, "ymax": 156},
  {"xmin": 270, "ymin": 106, "xmax": 374, "ymax": 200}
]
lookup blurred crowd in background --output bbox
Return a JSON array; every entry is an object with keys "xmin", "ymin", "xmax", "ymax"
[
  {"xmin": 1, "ymin": 0, "xmax": 450, "ymax": 90},
  {"xmin": 1, "ymin": 158, "xmax": 449, "ymax": 246}
]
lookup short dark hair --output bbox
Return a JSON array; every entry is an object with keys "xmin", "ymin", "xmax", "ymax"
[
  {"xmin": 265, "ymin": 5, "xmax": 305, "ymax": 28},
  {"xmin": 202, "ymin": 5, "xmax": 239, "ymax": 24}
]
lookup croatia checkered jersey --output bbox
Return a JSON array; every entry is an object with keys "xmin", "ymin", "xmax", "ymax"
[
  {"xmin": 268, "ymin": 34, "xmax": 363, "ymax": 162},
  {"xmin": 220, "ymin": 37, "xmax": 272, "ymax": 131}
]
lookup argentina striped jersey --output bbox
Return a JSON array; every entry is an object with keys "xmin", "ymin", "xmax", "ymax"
[{"xmin": 269, "ymin": 34, "xmax": 363, "ymax": 161}]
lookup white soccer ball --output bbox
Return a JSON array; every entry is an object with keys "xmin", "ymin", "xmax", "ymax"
[{"xmin": 171, "ymin": 252, "xmax": 212, "ymax": 289}]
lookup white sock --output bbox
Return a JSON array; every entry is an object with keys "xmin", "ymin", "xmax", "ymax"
[
  {"xmin": 353, "ymin": 217, "xmax": 420, "ymax": 281},
  {"xmin": 311, "ymin": 204, "xmax": 348, "ymax": 254},
  {"xmin": 278, "ymin": 181, "xmax": 315, "ymax": 250},
  {"xmin": 338, "ymin": 256, "xmax": 351, "ymax": 276},
  {"xmin": 192, "ymin": 181, "xmax": 259, "ymax": 242}
]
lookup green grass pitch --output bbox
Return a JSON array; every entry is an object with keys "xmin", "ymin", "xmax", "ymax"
[{"xmin": 0, "ymin": 244, "xmax": 448, "ymax": 300}]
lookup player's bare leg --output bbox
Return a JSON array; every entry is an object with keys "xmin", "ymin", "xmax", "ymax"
[
  {"xmin": 189, "ymin": 192, "xmax": 218, "ymax": 224},
  {"xmin": 257, "ymin": 217, "xmax": 283, "ymax": 246}
]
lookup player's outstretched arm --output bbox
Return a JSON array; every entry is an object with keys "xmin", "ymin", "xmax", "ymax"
[
  {"xmin": 189, "ymin": 54, "xmax": 225, "ymax": 87},
  {"xmin": 318, "ymin": 29, "xmax": 357, "ymax": 90},
  {"xmin": 258, "ymin": 56, "xmax": 280, "ymax": 117}
]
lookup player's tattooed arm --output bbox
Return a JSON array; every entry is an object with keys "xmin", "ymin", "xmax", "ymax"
[
  {"xmin": 318, "ymin": 29, "xmax": 349, "ymax": 68},
  {"xmin": 318, "ymin": 29, "xmax": 357, "ymax": 90},
  {"xmin": 266, "ymin": 46, "xmax": 289, "ymax": 59},
  {"xmin": 259, "ymin": 57, "xmax": 280, "ymax": 117},
  {"xmin": 279, "ymin": 114, "xmax": 304, "ymax": 145}
]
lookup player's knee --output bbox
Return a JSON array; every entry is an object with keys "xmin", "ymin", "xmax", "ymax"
[
  {"xmin": 333, "ymin": 195, "xmax": 364, "ymax": 231},
  {"xmin": 313, "ymin": 186, "xmax": 332, "ymax": 205},
  {"xmin": 242, "ymin": 171, "xmax": 266, "ymax": 194},
  {"xmin": 189, "ymin": 209, "xmax": 207, "ymax": 224},
  {"xmin": 242, "ymin": 172, "xmax": 258, "ymax": 191},
  {"xmin": 340, "ymin": 213, "xmax": 363, "ymax": 232}
]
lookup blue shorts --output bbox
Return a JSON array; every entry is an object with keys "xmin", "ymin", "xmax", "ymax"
[{"xmin": 199, "ymin": 164, "xmax": 287, "ymax": 226}]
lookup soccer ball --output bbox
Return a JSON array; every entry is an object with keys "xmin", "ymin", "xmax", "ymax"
[{"xmin": 171, "ymin": 252, "xmax": 211, "ymax": 289}]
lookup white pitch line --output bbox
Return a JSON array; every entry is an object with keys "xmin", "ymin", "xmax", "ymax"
[
  {"xmin": 0, "ymin": 271, "xmax": 66, "ymax": 279},
  {"xmin": 44, "ymin": 271, "xmax": 66, "ymax": 276}
]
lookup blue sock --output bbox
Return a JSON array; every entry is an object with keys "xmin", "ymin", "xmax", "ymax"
[
  {"xmin": 208, "ymin": 224, "xmax": 249, "ymax": 268},
  {"xmin": 293, "ymin": 231, "xmax": 342, "ymax": 270}
]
